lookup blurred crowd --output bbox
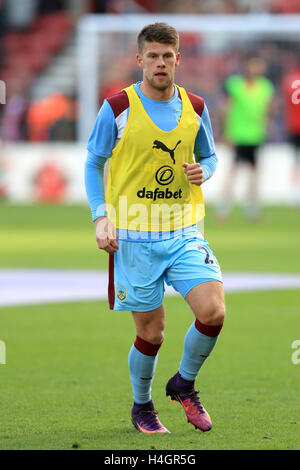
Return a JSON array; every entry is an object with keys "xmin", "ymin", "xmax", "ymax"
[
  {"xmin": 99, "ymin": 35, "xmax": 300, "ymax": 144},
  {"xmin": 0, "ymin": 0, "xmax": 300, "ymax": 143},
  {"xmin": 91, "ymin": 0, "xmax": 300, "ymax": 14}
]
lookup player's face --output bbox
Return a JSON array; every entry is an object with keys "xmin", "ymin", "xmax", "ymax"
[
  {"xmin": 245, "ymin": 58, "xmax": 266, "ymax": 77},
  {"xmin": 137, "ymin": 42, "xmax": 180, "ymax": 91}
]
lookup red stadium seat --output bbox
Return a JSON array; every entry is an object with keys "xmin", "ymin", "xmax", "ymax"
[{"xmin": 0, "ymin": 11, "xmax": 73, "ymax": 100}]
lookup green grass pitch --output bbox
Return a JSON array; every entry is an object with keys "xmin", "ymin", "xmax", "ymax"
[{"xmin": 0, "ymin": 204, "xmax": 300, "ymax": 450}]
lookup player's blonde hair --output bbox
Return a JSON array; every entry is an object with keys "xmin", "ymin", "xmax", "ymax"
[{"xmin": 137, "ymin": 22, "xmax": 179, "ymax": 54}]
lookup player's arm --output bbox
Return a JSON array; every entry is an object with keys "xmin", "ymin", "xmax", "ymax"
[
  {"xmin": 94, "ymin": 215, "xmax": 119, "ymax": 254},
  {"xmin": 183, "ymin": 104, "xmax": 218, "ymax": 185},
  {"xmin": 221, "ymin": 75, "xmax": 235, "ymax": 146},
  {"xmin": 266, "ymin": 79, "xmax": 276, "ymax": 134},
  {"xmin": 84, "ymin": 100, "xmax": 119, "ymax": 253},
  {"xmin": 85, "ymin": 152, "xmax": 118, "ymax": 254}
]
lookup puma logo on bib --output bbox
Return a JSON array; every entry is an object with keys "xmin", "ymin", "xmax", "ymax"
[{"xmin": 152, "ymin": 139, "xmax": 182, "ymax": 164}]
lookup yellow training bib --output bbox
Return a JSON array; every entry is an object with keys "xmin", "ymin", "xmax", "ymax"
[{"xmin": 106, "ymin": 84, "xmax": 205, "ymax": 232}]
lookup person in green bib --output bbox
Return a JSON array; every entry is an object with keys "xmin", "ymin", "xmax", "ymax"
[{"xmin": 216, "ymin": 56, "xmax": 274, "ymax": 220}]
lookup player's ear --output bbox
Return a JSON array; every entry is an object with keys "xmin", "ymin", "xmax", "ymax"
[
  {"xmin": 175, "ymin": 51, "xmax": 181, "ymax": 67},
  {"xmin": 136, "ymin": 54, "xmax": 143, "ymax": 69}
]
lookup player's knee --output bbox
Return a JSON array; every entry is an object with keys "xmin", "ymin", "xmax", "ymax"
[
  {"xmin": 202, "ymin": 303, "xmax": 226, "ymax": 326},
  {"xmin": 139, "ymin": 321, "xmax": 165, "ymax": 345},
  {"xmin": 145, "ymin": 329, "xmax": 164, "ymax": 346},
  {"xmin": 135, "ymin": 316, "xmax": 165, "ymax": 345}
]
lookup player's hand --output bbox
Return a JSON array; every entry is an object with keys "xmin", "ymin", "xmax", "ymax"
[
  {"xmin": 182, "ymin": 162, "xmax": 204, "ymax": 185},
  {"xmin": 94, "ymin": 216, "xmax": 119, "ymax": 254}
]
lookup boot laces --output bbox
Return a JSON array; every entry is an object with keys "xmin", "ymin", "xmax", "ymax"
[
  {"xmin": 185, "ymin": 389, "xmax": 205, "ymax": 413},
  {"xmin": 140, "ymin": 410, "xmax": 161, "ymax": 429}
]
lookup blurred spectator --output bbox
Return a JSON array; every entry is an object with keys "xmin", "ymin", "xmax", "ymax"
[
  {"xmin": 281, "ymin": 53, "xmax": 300, "ymax": 206},
  {"xmin": 0, "ymin": 0, "xmax": 300, "ymax": 143},
  {"xmin": 26, "ymin": 93, "xmax": 73, "ymax": 141},
  {"xmin": 1, "ymin": 78, "xmax": 28, "ymax": 141},
  {"xmin": 99, "ymin": 58, "xmax": 134, "ymax": 104},
  {"xmin": 0, "ymin": 0, "xmax": 73, "ymax": 140},
  {"xmin": 215, "ymin": 55, "xmax": 274, "ymax": 221},
  {"xmin": 156, "ymin": 0, "xmax": 300, "ymax": 14},
  {"xmin": 49, "ymin": 94, "xmax": 77, "ymax": 140}
]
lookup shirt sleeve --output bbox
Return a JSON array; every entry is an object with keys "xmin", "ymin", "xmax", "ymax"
[
  {"xmin": 194, "ymin": 103, "xmax": 216, "ymax": 159},
  {"xmin": 84, "ymin": 151, "xmax": 107, "ymax": 221},
  {"xmin": 86, "ymin": 99, "xmax": 118, "ymax": 158},
  {"xmin": 199, "ymin": 153, "xmax": 218, "ymax": 182},
  {"xmin": 194, "ymin": 104, "xmax": 218, "ymax": 182}
]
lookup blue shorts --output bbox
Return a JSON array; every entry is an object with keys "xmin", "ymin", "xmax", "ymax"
[{"xmin": 108, "ymin": 231, "xmax": 222, "ymax": 312}]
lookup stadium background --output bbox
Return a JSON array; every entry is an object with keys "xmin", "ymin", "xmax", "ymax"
[{"xmin": 0, "ymin": 0, "xmax": 300, "ymax": 451}]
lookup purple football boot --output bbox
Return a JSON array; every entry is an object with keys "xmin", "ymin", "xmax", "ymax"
[
  {"xmin": 166, "ymin": 372, "xmax": 212, "ymax": 432},
  {"xmin": 131, "ymin": 400, "xmax": 170, "ymax": 434}
]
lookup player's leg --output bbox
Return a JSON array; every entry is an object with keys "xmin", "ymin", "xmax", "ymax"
[
  {"xmin": 244, "ymin": 145, "xmax": 261, "ymax": 220},
  {"xmin": 179, "ymin": 280, "xmax": 225, "ymax": 381},
  {"xmin": 166, "ymin": 281, "xmax": 225, "ymax": 431},
  {"xmin": 132, "ymin": 304, "xmax": 166, "ymax": 345},
  {"xmin": 165, "ymin": 234, "xmax": 224, "ymax": 431},
  {"xmin": 130, "ymin": 305, "xmax": 165, "ymax": 406},
  {"xmin": 111, "ymin": 239, "xmax": 169, "ymax": 432},
  {"xmin": 215, "ymin": 144, "xmax": 239, "ymax": 221},
  {"xmin": 130, "ymin": 305, "xmax": 170, "ymax": 433}
]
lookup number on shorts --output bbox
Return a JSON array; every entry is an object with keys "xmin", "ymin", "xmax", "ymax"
[{"xmin": 199, "ymin": 246, "xmax": 218, "ymax": 266}]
